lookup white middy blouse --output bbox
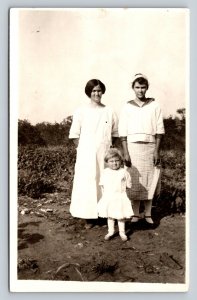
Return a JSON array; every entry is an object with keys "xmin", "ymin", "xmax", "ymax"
[{"xmin": 118, "ymin": 98, "xmax": 165, "ymax": 143}]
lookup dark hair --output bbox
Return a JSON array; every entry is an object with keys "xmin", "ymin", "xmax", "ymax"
[
  {"xmin": 85, "ymin": 79, "xmax": 106, "ymax": 97},
  {"xmin": 104, "ymin": 148, "xmax": 123, "ymax": 164},
  {"xmin": 132, "ymin": 77, "xmax": 149, "ymax": 89}
]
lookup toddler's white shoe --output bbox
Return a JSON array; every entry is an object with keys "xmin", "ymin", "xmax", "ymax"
[
  {"xmin": 104, "ymin": 233, "xmax": 114, "ymax": 241},
  {"xmin": 119, "ymin": 233, "xmax": 128, "ymax": 242}
]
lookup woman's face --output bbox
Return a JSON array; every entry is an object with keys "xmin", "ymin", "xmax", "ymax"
[
  {"xmin": 133, "ymin": 81, "xmax": 148, "ymax": 100},
  {"xmin": 90, "ymin": 85, "xmax": 103, "ymax": 103}
]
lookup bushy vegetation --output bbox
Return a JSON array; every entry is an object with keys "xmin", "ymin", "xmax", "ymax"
[
  {"xmin": 18, "ymin": 117, "xmax": 72, "ymax": 146},
  {"xmin": 18, "ymin": 144, "xmax": 76, "ymax": 199},
  {"xmin": 162, "ymin": 115, "xmax": 185, "ymax": 151},
  {"xmin": 18, "ymin": 120, "xmax": 46, "ymax": 146},
  {"xmin": 17, "ymin": 111, "xmax": 186, "ymax": 214}
]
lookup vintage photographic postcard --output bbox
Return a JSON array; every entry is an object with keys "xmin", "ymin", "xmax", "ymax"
[{"xmin": 9, "ymin": 7, "xmax": 189, "ymax": 292}]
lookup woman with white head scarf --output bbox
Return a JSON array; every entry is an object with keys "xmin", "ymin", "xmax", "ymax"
[{"xmin": 119, "ymin": 74, "xmax": 165, "ymax": 224}]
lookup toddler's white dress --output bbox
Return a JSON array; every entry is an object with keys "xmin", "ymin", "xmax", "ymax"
[{"xmin": 98, "ymin": 167, "xmax": 134, "ymax": 220}]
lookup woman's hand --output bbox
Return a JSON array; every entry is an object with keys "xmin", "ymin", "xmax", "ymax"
[
  {"xmin": 154, "ymin": 134, "xmax": 163, "ymax": 166},
  {"xmin": 124, "ymin": 152, "xmax": 132, "ymax": 168},
  {"xmin": 153, "ymin": 149, "xmax": 161, "ymax": 166},
  {"xmin": 121, "ymin": 137, "xmax": 132, "ymax": 167}
]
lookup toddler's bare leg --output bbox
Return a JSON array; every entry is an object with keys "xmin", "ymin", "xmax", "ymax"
[
  {"xmin": 104, "ymin": 218, "xmax": 115, "ymax": 240},
  {"xmin": 118, "ymin": 220, "xmax": 127, "ymax": 241}
]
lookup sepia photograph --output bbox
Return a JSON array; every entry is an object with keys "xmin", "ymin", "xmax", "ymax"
[{"xmin": 9, "ymin": 8, "xmax": 189, "ymax": 292}]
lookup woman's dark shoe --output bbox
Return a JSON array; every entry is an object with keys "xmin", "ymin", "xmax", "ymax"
[{"xmin": 84, "ymin": 219, "xmax": 97, "ymax": 229}]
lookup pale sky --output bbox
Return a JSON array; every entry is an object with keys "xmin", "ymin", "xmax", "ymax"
[{"xmin": 13, "ymin": 8, "xmax": 188, "ymax": 124}]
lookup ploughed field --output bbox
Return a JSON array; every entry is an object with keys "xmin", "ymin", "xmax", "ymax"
[{"xmin": 17, "ymin": 145, "xmax": 186, "ymax": 283}]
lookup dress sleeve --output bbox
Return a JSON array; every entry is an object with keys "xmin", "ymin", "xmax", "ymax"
[
  {"xmin": 125, "ymin": 170, "xmax": 132, "ymax": 188},
  {"xmin": 111, "ymin": 111, "xmax": 119, "ymax": 137},
  {"xmin": 99, "ymin": 169, "xmax": 106, "ymax": 186},
  {"xmin": 118, "ymin": 104, "xmax": 128, "ymax": 137},
  {"xmin": 69, "ymin": 107, "xmax": 82, "ymax": 139},
  {"xmin": 155, "ymin": 104, "xmax": 165, "ymax": 134}
]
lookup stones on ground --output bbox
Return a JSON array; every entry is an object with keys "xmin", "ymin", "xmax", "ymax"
[
  {"xmin": 44, "ymin": 199, "xmax": 55, "ymax": 204},
  {"xmin": 20, "ymin": 208, "xmax": 31, "ymax": 215},
  {"xmin": 40, "ymin": 208, "xmax": 53, "ymax": 213},
  {"xmin": 18, "ymin": 257, "xmax": 39, "ymax": 273},
  {"xmin": 144, "ymin": 264, "xmax": 156, "ymax": 274},
  {"xmin": 74, "ymin": 243, "xmax": 84, "ymax": 249},
  {"xmin": 62, "ymin": 198, "xmax": 71, "ymax": 204},
  {"xmin": 46, "ymin": 208, "xmax": 53, "ymax": 212},
  {"xmin": 34, "ymin": 212, "xmax": 45, "ymax": 217}
]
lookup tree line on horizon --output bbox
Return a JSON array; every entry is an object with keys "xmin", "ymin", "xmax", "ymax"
[{"xmin": 18, "ymin": 108, "xmax": 185, "ymax": 151}]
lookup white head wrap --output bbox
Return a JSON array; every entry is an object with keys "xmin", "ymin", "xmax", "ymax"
[{"xmin": 132, "ymin": 73, "xmax": 148, "ymax": 82}]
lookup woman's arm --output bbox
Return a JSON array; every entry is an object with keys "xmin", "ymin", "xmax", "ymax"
[
  {"xmin": 121, "ymin": 137, "xmax": 132, "ymax": 167},
  {"xmin": 69, "ymin": 107, "xmax": 82, "ymax": 140},
  {"xmin": 154, "ymin": 104, "xmax": 165, "ymax": 165},
  {"xmin": 111, "ymin": 137, "xmax": 120, "ymax": 148},
  {"xmin": 118, "ymin": 105, "xmax": 131, "ymax": 166},
  {"xmin": 153, "ymin": 134, "xmax": 163, "ymax": 165},
  {"xmin": 72, "ymin": 138, "xmax": 79, "ymax": 148}
]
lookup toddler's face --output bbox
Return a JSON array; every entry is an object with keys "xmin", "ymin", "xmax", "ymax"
[{"xmin": 107, "ymin": 157, "xmax": 121, "ymax": 170}]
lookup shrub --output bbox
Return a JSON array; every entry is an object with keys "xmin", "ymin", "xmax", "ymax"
[
  {"xmin": 18, "ymin": 119, "xmax": 46, "ymax": 146},
  {"xmin": 18, "ymin": 144, "xmax": 76, "ymax": 199}
]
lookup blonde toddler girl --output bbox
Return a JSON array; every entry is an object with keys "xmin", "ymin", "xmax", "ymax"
[{"xmin": 97, "ymin": 148, "xmax": 134, "ymax": 241}]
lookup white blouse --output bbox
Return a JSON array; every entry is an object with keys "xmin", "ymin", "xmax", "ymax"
[
  {"xmin": 69, "ymin": 104, "xmax": 119, "ymax": 140},
  {"xmin": 118, "ymin": 99, "xmax": 165, "ymax": 143}
]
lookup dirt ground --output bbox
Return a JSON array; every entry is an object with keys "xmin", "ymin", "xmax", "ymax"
[{"xmin": 18, "ymin": 191, "xmax": 186, "ymax": 283}]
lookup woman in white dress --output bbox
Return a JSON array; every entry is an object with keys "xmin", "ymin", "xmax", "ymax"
[{"xmin": 69, "ymin": 79, "xmax": 118, "ymax": 228}]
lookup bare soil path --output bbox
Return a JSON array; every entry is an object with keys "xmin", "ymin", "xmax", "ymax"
[{"xmin": 18, "ymin": 192, "xmax": 185, "ymax": 283}]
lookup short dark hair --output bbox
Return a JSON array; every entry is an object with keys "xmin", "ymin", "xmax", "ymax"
[
  {"xmin": 132, "ymin": 77, "xmax": 149, "ymax": 89},
  {"xmin": 85, "ymin": 79, "xmax": 106, "ymax": 97}
]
